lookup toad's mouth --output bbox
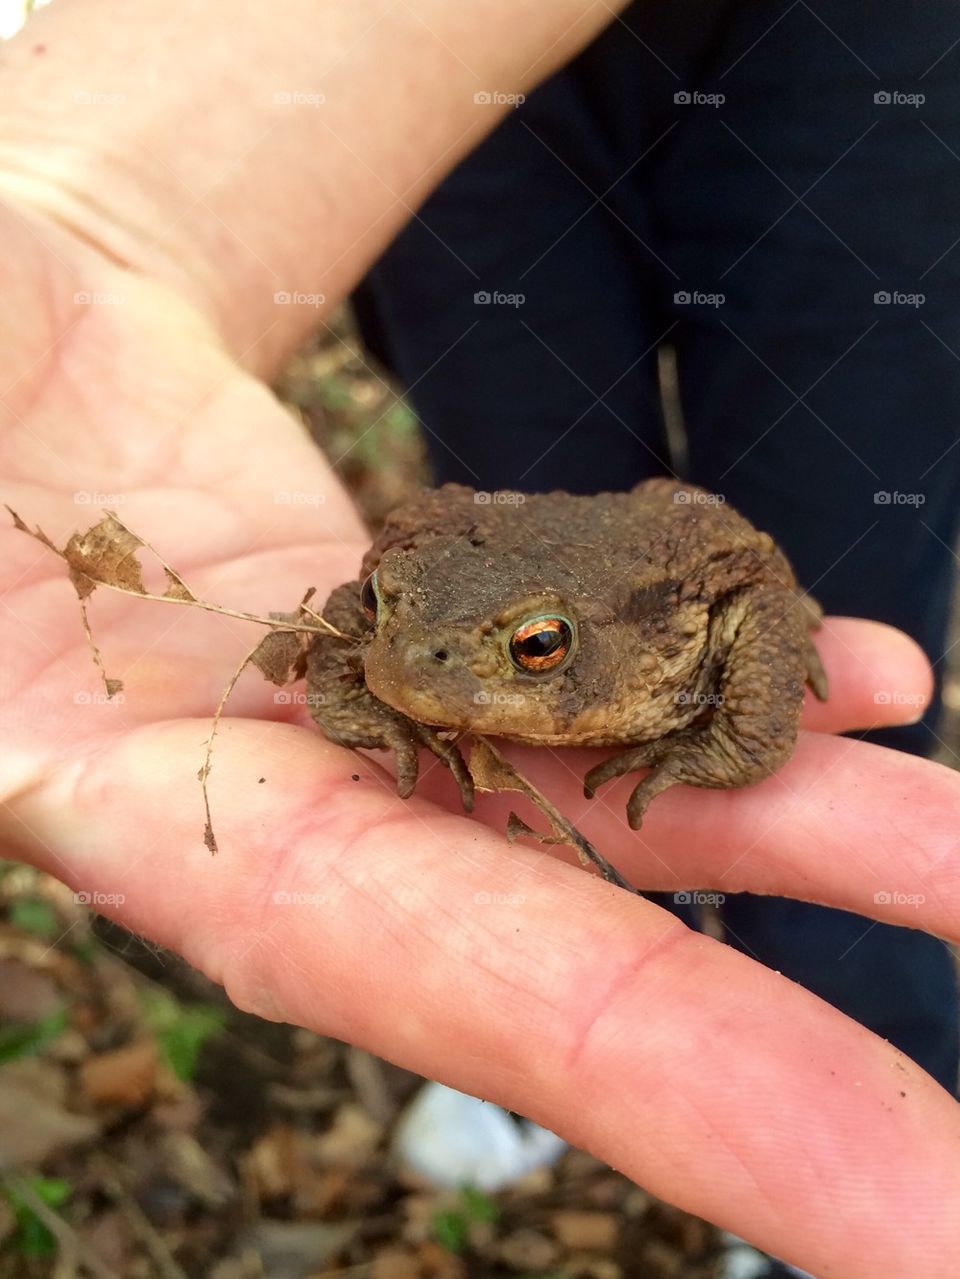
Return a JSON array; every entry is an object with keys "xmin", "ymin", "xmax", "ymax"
[
  {"xmin": 362, "ymin": 639, "xmax": 575, "ymax": 741},
  {"xmin": 362, "ymin": 644, "xmax": 670, "ymax": 749},
  {"xmin": 363, "ymin": 659, "xmax": 463, "ymax": 729}
]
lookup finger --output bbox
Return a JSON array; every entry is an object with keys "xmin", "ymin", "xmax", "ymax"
[
  {"xmin": 801, "ymin": 616, "xmax": 932, "ymax": 731},
  {"xmin": 456, "ymin": 730, "xmax": 960, "ymax": 937},
  {"xmin": 7, "ymin": 720, "xmax": 960, "ymax": 1279}
]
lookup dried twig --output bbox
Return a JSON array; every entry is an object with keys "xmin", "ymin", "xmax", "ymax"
[
  {"xmin": 7, "ymin": 507, "xmax": 351, "ymax": 686},
  {"xmin": 470, "ymin": 737, "xmax": 639, "ymax": 893},
  {"xmin": 90, "ymin": 1156, "xmax": 190, "ymax": 1279}
]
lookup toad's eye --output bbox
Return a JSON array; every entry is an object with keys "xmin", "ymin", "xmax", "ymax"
[
  {"xmin": 360, "ymin": 571, "xmax": 379, "ymax": 623},
  {"xmin": 509, "ymin": 615, "xmax": 574, "ymax": 672}
]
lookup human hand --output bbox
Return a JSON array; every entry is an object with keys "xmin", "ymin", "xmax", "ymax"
[{"xmin": 3, "ymin": 208, "xmax": 960, "ymax": 1279}]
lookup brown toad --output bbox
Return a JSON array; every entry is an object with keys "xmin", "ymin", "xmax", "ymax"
[{"xmin": 306, "ymin": 479, "xmax": 827, "ymax": 829}]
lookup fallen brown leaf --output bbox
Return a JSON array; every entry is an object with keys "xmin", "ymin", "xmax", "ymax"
[{"xmin": 81, "ymin": 1039, "xmax": 159, "ymax": 1107}]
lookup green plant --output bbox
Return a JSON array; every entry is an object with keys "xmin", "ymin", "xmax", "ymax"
[
  {"xmin": 3, "ymin": 1177, "xmax": 72, "ymax": 1257},
  {"xmin": 431, "ymin": 1186, "xmax": 500, "ymax": 1253},
  {"xmin": 0, "ymin": 1009, "xmax": 67, "ymax": 1064},
  {"xmin": 139, "ymin": 988, "xmax": 226, "ymax": 1081},
  {"xmin": 9, "ymin": 898, "xmax": 59, "ymax": 939}
]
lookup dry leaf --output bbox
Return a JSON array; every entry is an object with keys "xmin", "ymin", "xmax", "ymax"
[
  {"xmin": 505, "ymin": 812, "xmax": 566, "ymax": 846},
  {"xmin": 551, "ymin": 1210, "xmax": 619, "ymax": 1251},
  {"xmin": 9, "ymin": 508, "xmax": 352, "ymax": 853},
  {"xmin": 0, "ymin": 1069, "xmax": 98, "ymax": 1170},
  {"xmin": 249, "ymin": 626, "xmax": 307, "ymax": 686},
  {"xmin": 64, "ymin": 512, "xmax": 146, "ymax": 598},
  {"xmin": 163, "ymin": 569, "xmax": 196, "ymax": 603},
  {"xmin": 80, "ymin": 1039, "xmax": 159, "ymax": 1107}
]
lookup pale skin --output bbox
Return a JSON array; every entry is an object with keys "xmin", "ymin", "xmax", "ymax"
[{"xmin": 1, "ymin": 3, "xmax": 960, "ymax": 1276}]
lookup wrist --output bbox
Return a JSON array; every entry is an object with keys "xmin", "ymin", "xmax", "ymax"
[{"xmin": 0, "ymin": 0, "xmax": 622, "ymax": 374}]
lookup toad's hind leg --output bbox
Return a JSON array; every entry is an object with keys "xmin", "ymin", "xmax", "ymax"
[{"xmin": 585, "ymin": 584, "xmax": 818, "ymax": 829}]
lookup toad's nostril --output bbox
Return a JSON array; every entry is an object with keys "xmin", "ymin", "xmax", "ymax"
[{"xmin": 433, "ymin": 648, "xmax": 449, "ymax": 663}]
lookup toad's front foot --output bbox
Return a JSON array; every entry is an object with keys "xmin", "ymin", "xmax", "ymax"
[{"xmin": 305, "ymin": 583, "xmax": 474, "ymax": 811}]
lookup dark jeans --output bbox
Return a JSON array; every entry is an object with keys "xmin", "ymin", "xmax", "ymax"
[{"xmin": 354, "ymin": 0, "xmax": 960, "ymax": 1092}]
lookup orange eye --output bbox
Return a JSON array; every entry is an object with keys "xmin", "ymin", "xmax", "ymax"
[
  {"xmin": 509, "ymin": 615, "xmax": 574, "ymax": 672},
  {"xmin": 360, "ymin": 571, "xmax": 379, "ymax": 623}
]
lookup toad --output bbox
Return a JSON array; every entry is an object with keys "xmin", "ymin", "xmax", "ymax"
[{"xmin": 306, "ymin": 479, "xmax": 827, "ymax": 829}]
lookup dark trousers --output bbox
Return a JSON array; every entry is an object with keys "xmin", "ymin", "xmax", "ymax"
[{"xmin": 354, "ymin": 0, "xmax": 960, "ymax": 1091}]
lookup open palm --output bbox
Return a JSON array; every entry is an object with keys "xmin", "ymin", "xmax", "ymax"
[{"xmin": 3, "ymin": 209, "xmax": 960, "ymax": 1279}]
